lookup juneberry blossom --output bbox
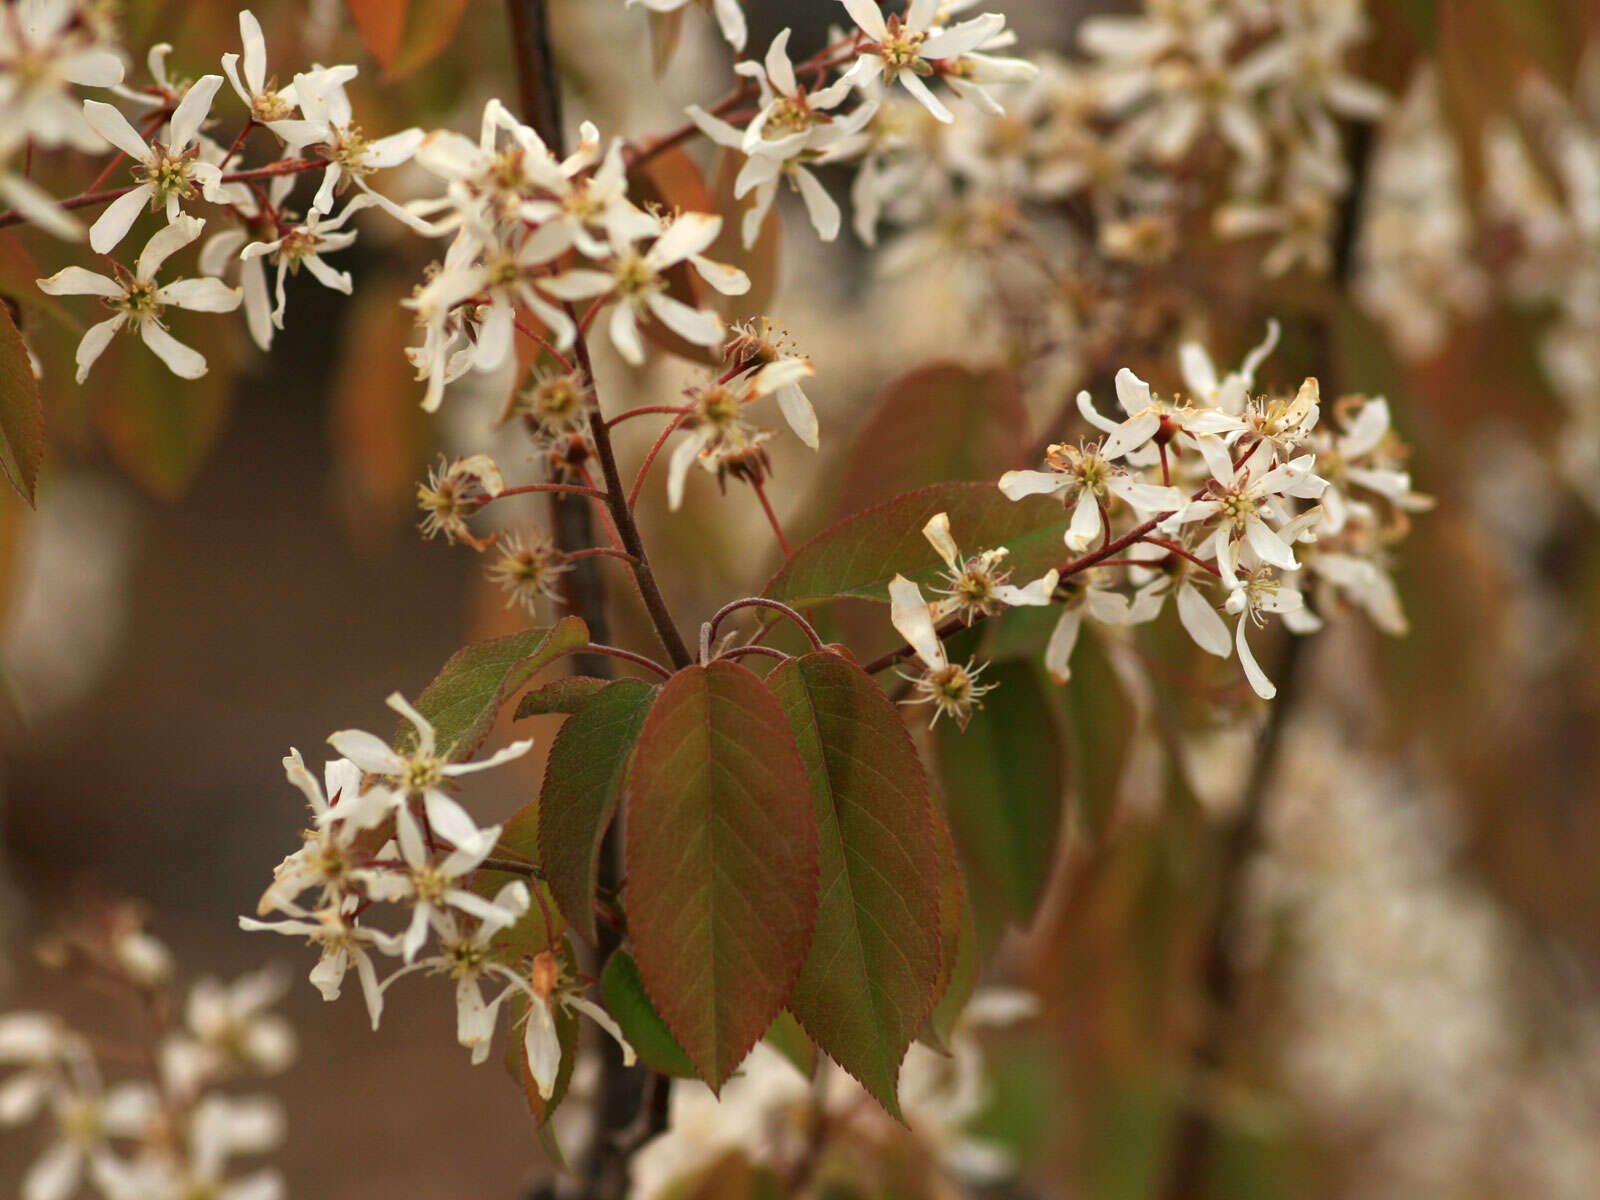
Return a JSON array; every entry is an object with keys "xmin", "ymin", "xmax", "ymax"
[
  {"xmin": 629, "ymin": 0, "xmax": 748, "ymax": 55},
  {"xmin": 219, "ymin": 9, "xmax": 321, "ymax": 146},
  {"xmin": 81, "ymin": 76, "xmax": 227, "ymax": 252},
  {"xmin": 920, "ymin": 512, "xmax": 1059, "ymax": 623},
  {"xmin": 523, "ymin": 951, "xmax": 637, "ymax": 1101},
  {"xmin": 889, "ymin": 573, "xmax": 995, "ymax": 729},
  {"xmin": 37, "ymin": 215, "xmax": 242, "ymax": 381}
]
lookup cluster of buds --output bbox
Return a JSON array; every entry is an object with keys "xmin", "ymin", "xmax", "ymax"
[
  {"xmin": 239, "ymin": 694, "xmax": 633, "ymax": 1101},
  {"xmin": 1, "ymin": 901, "xmax": 293, "ymax": 1200},
  {"xmin": 891, "ymin": 326, "xmax": 1429, "ymax": 727}
]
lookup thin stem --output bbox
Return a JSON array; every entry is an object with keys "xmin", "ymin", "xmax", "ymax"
[
  {"xmin": 717, "ymin": 644, "xmax": 792, "ymax": 665},
  {"xmin": 606, "ymin": 404, "xmax": 688, "ymax": 428},
  {"xmin": 479, "ymin": 855, "xmax": 546, "ymax": 880},
  {"xmin": 495, "ymin": 482, "xmax": 608, "ymax": 501},
  {"xmin": 567, "ymin": 547, "xmax": 639, "ymax": 565},
  {"xmin": 513, "ymin": 316, "xmax": 575, "ymax": 371},
  {"xmin": 576, "ymin": 643, "xmax": 673, "ymax": 680},
  {"xmin": 628, "ymin": 411, "xmax": 691, "ymax": 508},
  {"xmin": 575, "ymin": 463, "xmax": 628, "ymax": 552},
  {"xmin": 219, "ymin": 119, "xmax": 257, "ymax": 170},
  {"xmin": 1143, "ymin": 535, "xmax": 1221, "ymax": 576},
  {"xmin": 708, "ymin": 598, "xmax": 825, "ymax": 652},
  {"xmin": 0, "ymin": 158, "xmax": 324, "ymax": 230},
  {"xmin": 751, "ymin": 477, "xmax": 792, "ymax": 558}
]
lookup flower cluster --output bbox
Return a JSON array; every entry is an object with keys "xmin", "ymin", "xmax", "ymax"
[
  {"xmin": 28, "ymin": 7, "xmax": 425, "ymax": 378},
  {"xmin": 1, "ymin": 905, "xmax": 293, "ymax": 1200},
  {"xmin": 239, "ymin": 694, "xmax": 633, "ymax": 1101},
  {"xmin": 891, "ymin": 327, "xmax": 1430, "ymax": 726}
]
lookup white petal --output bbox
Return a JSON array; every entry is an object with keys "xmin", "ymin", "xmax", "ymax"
[
  {"xmin": 646, "ymin": 293, "xmax": 721, "ymax": 347},
  {"xmin": 610, "ymin": 303, "xmax": 645, "ymax": 365},
  {"xmin": 72, "ymin": 315, "xmax": 124, "ymax": 381},
  {"xmin": 648, "ymin": 211, "xmax": 722, "ymax": 268},
  {"xmin": 793, "ymin": 166, "xmax": 842, "ymax": 241},
  {"xmin": 157, "ymin": 277, "xmax": 241, "ymax": 312},
  {"xmin": 776, "ymin": 383, "xmax": 819, "ymax": 449},
  {"xmin": 1244, "ymin": 518, "xmax": 1297, "ymax": 570},
  {"xmin": 36, "ymin": 266, "xmax": 121, "ymax": 298},
  {"xmin": 888, "ymin": 575, "xmax": 945, "ymax": 670},
  {"xmin": 23, "ymin": 1139, "xmax": 81, "ymax": 1200},
  {"xmin": 666, "ymin": 427, "xmax": 711, "ymax": 511},
  {"xmin": 1044, "ymin": 606, "xmax": 1083, "ymax": 684},
  {"xmin": 921, "ymin": 512, "xmax": 962, "ymax": 575},
  {"xmin": 81, "ymin": 98, "xmax": 151, "ymax": 161},
  {"xmin": 140, "ymin": 320, "xmax": 208, "ymax": 378},
  {"xmin": 169, "ymin": 75, "xmax": 223, "ymax": 150},
  {"xmin": 88, "ymin": 185, "xmax": 152, "ymax": 254},
  {"xmin": 524, "ymin": 995, "xmax": 562, "ymax": 1099},
  {"xmin": 1235, "ymin": 619, "xmax": 1275, "ymax": 699},
  {"xmin": 325, "ymin": 729, "xmax": 401, "ymax": 775},
  {"xmin": 764, "ymin": 28, "xmax": 797, "ymax": 95},
  {"xmin": 1066, "ymin": 488, "xmax": 1102, "ymax": 550},
  {"xmin": 137, "ymin": 214, "xmax": 206, "ymax": 278},
  {"xmin": 898, "ymin": 72, "xmax": 953, "ymax": 124},
  {"xmin": 1177, "ymin": 581, "xmax": 1230, "ymax": 656},
  {"xmin": 840, "ymin": 0, "xmax": 889, "ymax": 41},
  {"xmin": 998, "ymin": 469, "xmax": 1062, "ymax": 501},
  {"xmin": 567, "ymin": 996, "xmax": 636, "ymax": 1066}
]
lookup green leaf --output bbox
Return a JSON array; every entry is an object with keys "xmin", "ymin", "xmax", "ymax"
[
  {"xmin": 764, "ymin": 483, "xmax": 1069, "ymax": 611},
  {"xmin": 0, "ymin": 302, "xmax": 42, "ymax": 506},
  {"xmin": 933, "ymin": 660, "xmax": 1065, "ymax": 929},
  {"xmin": 625, "ymin": 660, "xmax": 819, "ymax": 1091},
  {"xmin": 473, "ymin": 802, "xmax": 566, "ymax": 963},
  {"xmin": 1061, "ymin": 629, "xmax": 1137, "ymax": 839},
  {"xmin": 601, "ymin": 950, "xmax": 697, "ymax": 1078},
  {"xmin": 763, "ymin": 1010, "xmax": 815, "ymax": 1080},
  {"xmin": 767, "ymin": 652, "xmax": 943, "ymax": 1119},
  {"xmin": 514, "ymin": 676, "xmax": 610, "ymax": 718},
  {"xmin": 405, "ymin": 615, "xmax": 588, "ymax": 761},
  {"xmin": 539, "ymin": 678, "xmax": 656, "ymax": 942},
  {"xmin": 837, "ymin": 364, "xmax": 1031, "ymax": 516}
]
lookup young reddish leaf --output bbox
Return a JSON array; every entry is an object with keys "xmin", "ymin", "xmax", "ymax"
[
  {"xmin": 514, "ymin": 676, "xmax": 610, "ymax": 718},
  {"xmin": 345, "ymin": 0, "xmax": 407, "ymax": 67},
  {"xmin": 764, "ymin": 482, "xmax": 1070, "ymax": 610},
  {"xmin": 838, "ymin": 364, "xmax": 1031, "ymax": 516},
  {"xmin": 624, "ymin": 660, "xmax": 819, "ymax": 1091},
  {"xmin": 0, "ymin": 303, "xmax": 43, "ymax": 506},
  {"xmin": 933, "ymin": 660, "xmax": 1065, "ymax": 929},
  {"xmin": 384, "ymin": 0, "xmax": 469, "ymax": 80},
  {"xmin": 405, "ymin": 615, "xmax": 589, "ymax": 760},
  {"xmin": 538, "ymin": 678, "xmax": 656, "ymax": 941},
  {"xmin": 601, "ymin": 950, "xmax": 697, "ymax": 1078},
  {"xmin": 767, "ymin": 652, "xmax": 942, "ymax": 1119}
]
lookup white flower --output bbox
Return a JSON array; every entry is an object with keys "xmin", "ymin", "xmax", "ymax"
[
  {"xmin": 378, "ymin": 883, "xmax": 533, "ymax": 1065},
  {"xmin": 238, "ymin": 904, "xmax": 397, "ymax": 1028},
  {"xmin": 384, "ymin": 797, "xmax": 511, "ymax": 964},
  {"xmin": 165, "ymin": 967, "xmax": 296, "ymax": 1095},
  {"xmin": 889, "ymin": 574, "xmax": 994, "ymax": 729},
  {"xmin": 1224, "ymin": 563, "xmax": 1305, "ymax": 699},
  {"xmin": 0, "ymin": 0, "xmax": 123, "ymax": 152},
  {"xmin": 999, "ymin": 437, "xmax": 1185, "ymax": 551},
  {"xmin": 919, "ymin": 511, "xmax": 1058, "ymax": 623},
  {"xmin": 37, "ymin": 215, "xmax": 242, "ymax": 381},
  {"xmin": 835, "ymin": 0, "xmax": 1013, "ymax": 124},
  {"xmin": 666, "ymin": 358, "xmax": 815, "ymax": 509},
  {"xmin": 542, "ymin": 211, "xmax": 749, "ymax": 365},
  {"xmin": 629, "ymin": 0, "xmax": 747, "ymax": 54},
  {"xmin": 20, "ymin": 1080, "xmax": 157, "ymax": 1200},
  {"xmin": 1178, "ymin": 320, "xmax": 1280, "ymax": 416},
  {"xmin": 1040, "ymin": 569, "xmax": 1149, "ymax": 685},
  {"xmin": 220, "ymin": 9, "xmax": 322, "ymax": 146},
  {"xmin": 81, "ymin": 77, "xmax": 226, "ymax": 252},
  {"xmin": 522, "ymin": 950, "xmax": 635, "ymax": 1100},
  {"xmin": 239, "ymin": 195, "xmax": 369, "ymax": 332},
  {"xmin": 292, "ymin": 66, "xmax": 428, "ymax": 230},
  {"xmin": 1170, "ymin": 447, "xmax": 1326, "ymax": 584},
  {"xmin": 687, "ymin": 30, "xmax": 871, "ymax": 245}
]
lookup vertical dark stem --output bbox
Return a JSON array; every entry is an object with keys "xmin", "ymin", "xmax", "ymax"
[
  {"xmin": 504, "ymin": 6, "xmax": 671, "ymax": 1199},
  {"xmin": 1155, "ymin": 114, "xmax": 1374, "ymax": 1200}
]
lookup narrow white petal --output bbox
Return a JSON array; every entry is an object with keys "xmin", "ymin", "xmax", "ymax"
[
  {"xmin": 140, "ymin": 321, "xmax": 207, "ymax": 379},
  {"xmin": 81, "ymin": 98, "xmax": 152, "ymax": 161},
  {"xmin": 889, "ymin": 575, "xmax": 945, "ymax": 670},
  {"xmin": 1177, "ymin": 581, "xmax": 1230, "ymax": 656},
  {"xmin": 1044, "ymin": 607, "xmax": 1083, "ymax": 684},
  {"xmin": 998, "ymin": 469, "xmax": 1062, "ymax": 501},
  {"xmin": 88, "ymin": 185, "xmax": 152, "ymax": 254},
  {"xmin": 1235, "ymin": 619, "xmax": 1275, "ymax": 699}
]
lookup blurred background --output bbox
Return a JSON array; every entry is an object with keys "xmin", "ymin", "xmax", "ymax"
[{"xmin": 4, "ymin": 0, "xmax": 1600, "ymax": 1197}]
